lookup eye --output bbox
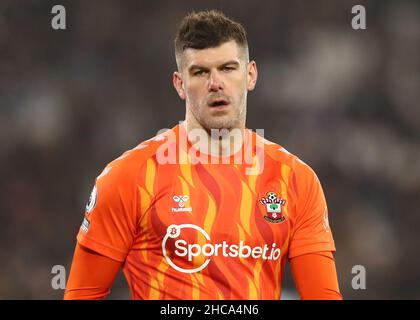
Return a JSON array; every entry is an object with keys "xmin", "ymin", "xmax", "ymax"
[
  {"xmin": 222, "ymin": 66, "xmax": 236, "ymax": 72},
  {"xmin": 193, "ymin": 70, "xmax": 206, "ymax": 76}
]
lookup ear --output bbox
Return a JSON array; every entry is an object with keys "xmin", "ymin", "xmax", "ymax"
[
  {"xmin": 173, "ymin": 71, "xmax": 186, "ymax": 100},
  {"xmin": 246, "ymin": 61, "xmax": 258, "ymax": 91}
]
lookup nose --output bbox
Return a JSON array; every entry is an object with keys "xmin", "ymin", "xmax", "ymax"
[{"xmin": 208, "ymin": 70, "xmax": 224, "ymax": 92}]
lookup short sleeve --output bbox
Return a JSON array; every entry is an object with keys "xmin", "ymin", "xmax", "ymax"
[
  {"xmin": 76, "ymin": 157, "xmax": 139, "ymax": 262},
  {"xmin": 288, "ymin": 160, "xmax": 336, "ymax": 259}
]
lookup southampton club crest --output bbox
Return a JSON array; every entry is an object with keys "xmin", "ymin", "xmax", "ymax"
[{"xmin": 259, "ymin": 192, "xmax": 286, "ymax": 223}]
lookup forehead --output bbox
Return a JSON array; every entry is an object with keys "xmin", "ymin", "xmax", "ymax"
[{"xmin": 183, "ymin": 40, "xmax": 243, "ymax": 69}]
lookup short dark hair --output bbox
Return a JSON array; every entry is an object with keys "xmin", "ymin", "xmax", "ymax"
[{"xmin": 175, "ymin": 10, "xmax": 248, "ymax": 68}]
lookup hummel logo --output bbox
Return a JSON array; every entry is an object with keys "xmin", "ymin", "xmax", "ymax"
[
  {"xmin": 173, "ymin": 195, "xmax": 189, "ymax": 208},
  {"xmin": 172, "ymin": 195, "xmax": 192, "ymax": 212}
]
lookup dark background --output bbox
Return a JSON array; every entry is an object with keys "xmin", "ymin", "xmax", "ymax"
[{"xmin": 0, "ymin": 0, "xmax": 419, "ymax": 299}]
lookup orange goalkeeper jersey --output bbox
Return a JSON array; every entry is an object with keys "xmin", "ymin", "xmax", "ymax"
[{"xmin": 76, "ymin": 123, "xmax": 336, "ymax": 299}]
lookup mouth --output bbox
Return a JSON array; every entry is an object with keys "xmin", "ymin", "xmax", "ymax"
[{"xmin": 208, "ymin": 99, "xmax": 230, "ymax": 108}]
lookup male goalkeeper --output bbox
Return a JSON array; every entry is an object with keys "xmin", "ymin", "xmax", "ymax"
[{"xmin": 65, "ymin": 10, "xmax": 342, "ymax": 300}]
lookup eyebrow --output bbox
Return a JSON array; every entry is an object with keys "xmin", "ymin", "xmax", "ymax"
[{"xmin": 188, "ymin": 60, "xmax": 240, "ymax": 72}]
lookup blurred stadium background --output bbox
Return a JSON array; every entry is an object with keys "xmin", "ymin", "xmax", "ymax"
[{"xmin": 0, "ymin": 0, "xmax": 419, "ymax": 299}]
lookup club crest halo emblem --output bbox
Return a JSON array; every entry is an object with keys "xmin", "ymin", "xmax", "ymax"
[{"xmin": 259, "ymin": 191, "xmax": 286, "ymax": 223}]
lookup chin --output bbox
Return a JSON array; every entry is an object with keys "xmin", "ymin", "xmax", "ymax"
[{"xmin": 202, "ymin": 119, "xmax": 238, "ymax": 131}]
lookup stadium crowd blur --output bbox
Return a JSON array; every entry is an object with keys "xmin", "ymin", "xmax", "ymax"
[{"xmin": 0, "ymin": 0, "xmax": 419, "ymax": 299}]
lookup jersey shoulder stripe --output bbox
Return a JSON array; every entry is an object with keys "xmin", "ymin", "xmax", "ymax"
[
  {"xmin": 258, "ymin": 135, "xmax": 319, "ymax": 186},
  {"xmin": 259, "ymin": 136, "xmax": 303, "ymax": 169}
]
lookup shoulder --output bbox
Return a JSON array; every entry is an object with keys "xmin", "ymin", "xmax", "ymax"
[
  {"xmin": 258, "ymin": 136, "xmax": 326, "ymax": 216},
  {"xmin": 256, "ymin": 134, "xmax": 315, "ymax": 177},
  {"xmin": 95, "ymin": 126, "xmax": 178, "ymax": 184},
  {"xmin": 253, "ymin": 133, "xmax": 321, "ymax": 192}
]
